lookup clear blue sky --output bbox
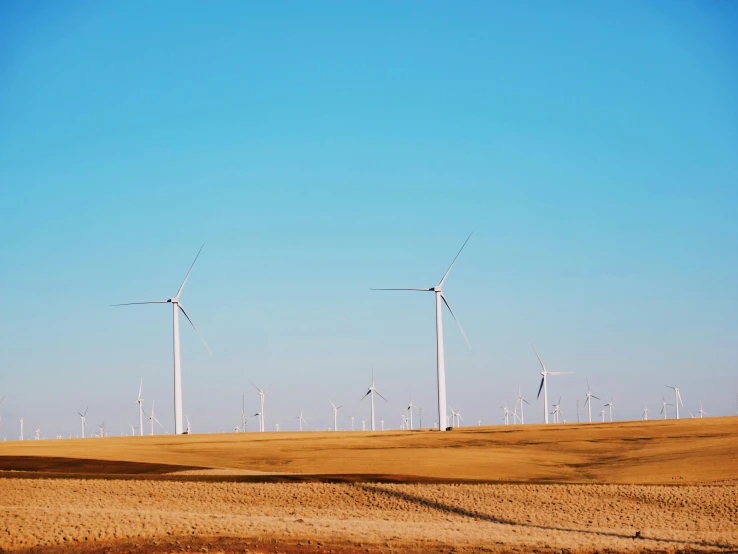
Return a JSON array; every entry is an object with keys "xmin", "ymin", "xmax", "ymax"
[{"xmin": 1, "ymin": 2, "xmax": 736, "ymax": 436}]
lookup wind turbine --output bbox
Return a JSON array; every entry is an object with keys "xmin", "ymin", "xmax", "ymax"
[
  {"xmin": 455, "ymin": 407, "xmax": 464, "ymax": 427},
  {"xmin": 129, "ymin": 423, "xmax": 136, "ymax": 436},
  {"xmin": 295, "ymin": 409, "xmax": 307, "ymax": 431},
  {"xmin": 350, "ymin": 415, "xmax": 355, "ymax": 431},
  {"xmin": 660, "ymin": 394, "xmax": 672, "ymax": 419},
  {"xmin": 136, "ymin": 379, "xmax": 144, "ymax": 437},
  {"xmin": 360, "ymin": 368, "xmax": 387, "ymax": 431},
  {"xmin": 241, "ymin": 394, "xmax": 247, "ymax": 433},
  {"xmin": 500, "ymin": 404, "xmax": 510, "ymax": 425},
  {"xmin": 406, "ymin": 396, "xmax": 418, "ymax": 430},
  {"xmin": 372, "ymin": 233, "xmax": 472, "ymax": 431},
  {"xmin": 186, "ymin": 415, "xmax": 191, "ymax": 434},
  {"xmin": 77, "ymin": 407, "xmax": 88, "ymax": 438},
  {"xmin": 380, "ymin": 418, "xmax": 385, "ymax": 431},
  {"xmin": 642, "ymin": 406, "xmax": 649, "ymax": 421},
  {"xmin": 584, "ymin": 379, "xmax": 600, "ymax": 423},
  {"xmin": 599, "ymin": 408, "xmax": 605, "ymax": 422},
  {"xmin": 35, "ymin": 428, "xmax": 40, "ymax": 440},
  {"xmin": 515, "ymin": 386, "xmax": 530, "ymax": 424},
  {"xmin": 448, "ymin": 406, "xmax": 458, "ymax": 428},
  {"xmin": 361, "ymin": 419, "xmax": 367, "ymax": 431},
  {"xmin": 149, "ymin": 401, "xmax": 165, "ymax": 435},
  {"xmin": 251, "ymin": 382, "xmax": 270, "ymax": 432},
  {"xmin": 666, "ymin": 386, "xmax": 684, "ymax": 419},
  {"xmin": 533, "ymin": 345, "xmax": 574, "ymax": 424},
  {"xmin": 698, "ymin": 401, "xmax": 709, "ymax": 418},
  {"xmin": 551, "ymin": 398, "xmax": 562, "ymax": 424},
  {"xmin": 604, "ymin": 396, "xmax": 614, "ymax": 422},
  {"xmin": 19, "ymin": 418, "xmax": 23, "ymax": 440},
  {"xmin": 329, "ymin": 399, "xmax": 343, "ymax": 431},
  {"xmin": 113, "ymin": 244, "xmax": 210, "ymax": 434}
]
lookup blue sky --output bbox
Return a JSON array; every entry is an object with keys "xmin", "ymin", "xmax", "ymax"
[{"xmin": 1, "ymin": 2, "xmax": 736, "ymax": 437}]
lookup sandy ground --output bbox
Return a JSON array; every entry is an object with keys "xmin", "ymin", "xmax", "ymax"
[
  {"xmin": 1, "ymin": 418, "xmax": 737, "ymax": 552},
  {"xmin": 2, "ymin": 417, "xmax": 737, "ymax": 484},
  {"xmin": 1, "ymin": 477, "xmax": 736, "ymax": 553}
]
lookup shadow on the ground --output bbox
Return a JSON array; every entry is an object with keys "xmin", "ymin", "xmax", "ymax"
[{"xmin": 359, "ymin": 483, "xmax": 733, "ymax": 551}]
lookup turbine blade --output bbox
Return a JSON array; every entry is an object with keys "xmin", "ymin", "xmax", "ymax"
[
  {"xmin": 523, "ymin": 399, "xmax": 530, "ymax": 405},
  {"xmin": 360, "ymin": 390, "xmax": 371, "ymax": 401},
  {"xmin": 84, "ymin": 407, "xmax": 88, "ymax": 417},
  {"xmin": 584, "ymin": 397, "xmax": 589, "ymax": 406},
  {"xmin": 374, "ymin": 389, "xmax": 389, "ymax": 402},
  {"xmin": 138, "ymin": 379, "xmax": 143, "ymax": 400},
  {"xmin": 592, "ymin": 395, "xmax": 600, "ymax": 400},
  {"xmin": 178, "ymin": 304, "xmax": 211, "ymax": 353},
  {"xmin": 112, "ymin": 300, "xmax": 168, "ymax": 306},
  {"xmin": 536, "ymin": 376, "xmax": 544, "ymax": 399},
  {"xmin": 438, "ymin": 232, "xmax": 473, "ymax": 287},
  {"xmin": 531, "ymin": 344, "xmax": 546, "ymax": 372},
  {"xmin": 370, "ymin": 288, "xmax": 431, "ymax": 291},
  {"xmin": 441, "ymin": 294, "xmax": 470, "ymax": 348},
  {"xmin": 548, "ymin": 371, "xmax": 574, "ymax": 375},
  {"xmin": 176, "ymin": 243, "xmax": 205, "ymax": 298}
]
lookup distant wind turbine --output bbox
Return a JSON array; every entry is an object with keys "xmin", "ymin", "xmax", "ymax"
[
  {"xmin": 136, "ymin": 379, "xmax": 144, "ymax": 437},
  {"xmin": 77, "ymin": 407, "xmax": 88, "ymax": 438},
  {"xmin": 698, "ymin": 401, "xmax": 709, "ymax": 418},
  {"xmin": 294, "ymin": 409, "xmax": 308, "ymax": 431},
  {"xmin": 372, "ymin": 233, "xmax": 473, "ymax": 431},
  {"xmin": 251, "ymin": 382, "xmax": 270, "ymax": 432},
  {"xmin": 533, "ymin": 345, "xmax": 574, "ymax": 424},
  {"xmin": 599, "ymin": 408, "xmax": 605, "ymax": 422},
  {"xmin": 360, "ymin": 368, "xmax": 387, "ymax": 431},
  {"xmin": 604, "ymin": 396, "xmax": 614, "ymax": 422},
  {"xmin": 406, "ymin": 396, "xmax": 418, "ymax": 430},
  {"xmin": 584, "ymin": 379, "xmax": 600, "ymax": 424},
  {"xmin": 515, "ymin": 385, "xmax": 530, "ymax": 424},
  {"xmin": 113, "ymin": 244, "xmax": 210, "ymax": 434},
  {"xmin": 642, "ymin": 406, "xmax": 648, "ymax": 421},
  {"xmin": 660, "ymin": 394, "xmax": 673, "ymax": 419},
  {"xmin": 149, "ymin": 401, "xmax": 165, "ymax": 435},
  {"xmin": 19, "ymin": 417, "xmax": 23, "ymax": 440},
  {"xmin": 329, "ymin": 399, "xmax": 343, "ymax": 431},
  {"xmin": 666, "ymin": 386, "xmax": 684, "ymax": 419}
]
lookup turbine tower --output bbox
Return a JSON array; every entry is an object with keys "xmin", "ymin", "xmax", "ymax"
[
  {"xmin": 660, "ymin": 394, "xmax": 672, "ymax": 419},
  {"xmin": 113, "ymin": 245, "xmax": 210, "ymax": 434},
  {"xmin": 329, "ymin": 399, "xmax": 343, "ymax": 431},
  {"xmin": 295, "ymin": 409, "xmax": 307, "ymax": 431},
  {"xmin": 516, "ymin": 386, "xmax": 530, "ymax": 424},
  {"xmin": 372, "ymin": 233, "xmax": 473, "ymax": 431},
  {"xmin": 604, "ymin": 396, "xmax": 614, "ymax": 422},
  {"xmin": 406, "ymin": 396, "xmax": 418, "ymax": 430},
  {"xmin": 76, "ymin": 407, "xmax": 88, "ymax": 438},
  {"xmin": 698, "ymin": 401, "xmax": 709, "ymax": 418},
  {"xmin": 584, "ymin": 379, "xmax": 600, "ymax": 423},
  {"xmin": 360, "ymin": 368, "xmax": 387, "ymax": 431},
  {"xmin": 251, "ymin": 382, "xmax": 269, "ymax": 432},
  {"xmin": 533, "ymin": 345, "xmax": 574, "ymax": 424},
  {"xmin": 666, "ymin": 386, "xmax": 684, "ymax": 419},
  {"xmin": 136, "ymin": 379, "xmax": 144, "ymax": 437},
  {"xmin": 643, "ymin": 406, "xmax": 648, "ymax": 420}
]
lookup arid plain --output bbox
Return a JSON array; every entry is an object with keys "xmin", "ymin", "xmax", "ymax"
[{"xmin": 1, "ymin": 417, "xmax": 737, "ymax": 553}]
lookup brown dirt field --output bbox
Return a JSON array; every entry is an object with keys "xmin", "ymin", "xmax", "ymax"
[
  {"xmin": 1, "ymin": 417, "xmax": 737, "ymax": 484},
  {"xmin": 1, "ymin": 477, "xmax": 737, "ymax": 553},
  {"xmin": 1, "ymin": 418, "xmax": 736, "ymax": 553}
]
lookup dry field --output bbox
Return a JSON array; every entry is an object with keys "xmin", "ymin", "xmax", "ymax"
[{"xmin": 1, "ymin": 418, "xmax": 737, "ymax": 553}]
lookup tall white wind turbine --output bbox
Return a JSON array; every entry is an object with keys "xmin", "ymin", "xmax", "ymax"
[
  {"xmin": 251, "ymin": 382, "xmax": 270, "ymax": 432},
  {"xmin": 372, "ymin": 233, "xmax": 473, "ymax": 431},
  {"xmin": 642, "ymin": 406, "xmax": 648, "ymax": 420},
  {"xmin": 113, "ymin": 245, "xmax": 210, "ymax": 435},
  {"xmin": 136, "ymin": 379, "xmax": 144, "ymax": 437},
  {"xmin": 604, "ymin": 396, "xmax": 614, "ymax": 422},
  {"xmin": 360, "ymin": 368, "xmax": 387, "ymax": 431},
  {"xmin": 516, "ymin": 386, "xmax": 530, "ymax": 424},
  {"xmin": 77, "ymin": 407, "xmax": 88, "ymax": 438},
  {"xmin": 533, "ymin": 345, "xmax": 574, "ymax": 424},
  {"xmin": 698, "ymin": 401, "xmax": 709, "ymax": 418},
  {"xmin": 406, "ymin": 396, "xmax": 418, "ymax": 430},
  {"xmin": 584, "ymin": 379, "xmax": 600, "ymax": 423},
  {"xmin": 149, "ymin": 401, "xmax": 165, "ymax": 435},
  {"xmin": 329, "ymin": 399, "xmax": 343, "ymax": 431},
  {"xmin": 295, "ymin": 409, "xmax": 307, "ymax": 431},
  {"xmin": 660, "ymin": 394, "xmax": 672, "ymax": 419},
  {"xmin": 666, "ymin": 386, "xmax": 683, "ymax": 419}
]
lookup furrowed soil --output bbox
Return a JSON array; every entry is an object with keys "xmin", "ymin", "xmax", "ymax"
[{"xmin": 1, "ymin": 418, "xmax": 737, "ymax": 553}]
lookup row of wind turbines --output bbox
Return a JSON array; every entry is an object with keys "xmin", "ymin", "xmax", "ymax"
[{"xmin": 0, "ymin": 235, "xmax": 728, "ymax": 439}]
